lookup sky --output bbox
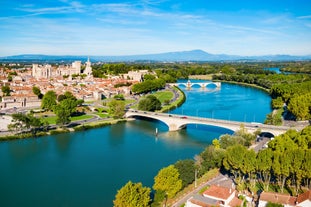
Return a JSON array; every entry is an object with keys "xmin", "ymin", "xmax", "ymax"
[{"xmin": 0, "ymin": 0, "xmax": 311, "ymax": 56}]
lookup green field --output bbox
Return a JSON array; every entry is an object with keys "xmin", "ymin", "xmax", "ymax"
[
  {"xmin": 41, "ymin": 114, "xmax": 94, "ymax": 124},
  {"xmin": 153, "ymin": 90, "xmax": 174, "ymax": 103}
]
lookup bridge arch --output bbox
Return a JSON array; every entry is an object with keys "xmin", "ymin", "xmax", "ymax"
[{"xmin": 126, "ymin": 113, "xmax": 171, "ymax": 129}]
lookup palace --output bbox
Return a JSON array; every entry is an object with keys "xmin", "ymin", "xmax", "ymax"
[{"xmin": 32, "ymin": 58, "xmax": 92, "ymax": 79}]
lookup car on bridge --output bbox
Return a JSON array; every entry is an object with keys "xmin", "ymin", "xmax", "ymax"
[{"xmin": 180, "ymin": 116, "xmax": 187, "ymax": 119}]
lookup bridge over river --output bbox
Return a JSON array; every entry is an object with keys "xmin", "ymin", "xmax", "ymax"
[
  {"xmin": 125, "ymin": 110, "xmax": 302, "ymax": 136},
  {"xmin": 169, "ymin": 80, "xmax": 221, "ymax": 88}
]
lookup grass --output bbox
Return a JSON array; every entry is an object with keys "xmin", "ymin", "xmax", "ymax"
[
  {"xmin": 95, "ymin": 112, "xmax": 110, "ymax": 118},
  {"xmin": 41, "ymin": 114, "xmax": 95, "ymax": 124},
  {"xmin": 153, "ymin": 90, "xmax": 174, "ymax": 103}
]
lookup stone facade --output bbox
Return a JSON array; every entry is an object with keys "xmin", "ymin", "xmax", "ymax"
[{"xmin": 32, "ymin": 59, "xmax": 92, "ymax": 79}]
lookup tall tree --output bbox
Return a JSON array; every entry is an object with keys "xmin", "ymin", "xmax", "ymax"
[
  {"xmin": 32, "ymin": 86, "xmax": 43, "ymax": 99},
  {"xmin": 153, "ymin": 165, "xmax": 182, "ymax": 199},
  {"xmin": 108, "ymin": 99, "xmax": 125, "ymax": 119},
  {"xmin": 174, "ymin": 159, "xmax": 195, "ymax": 188},
  {"xmin": 54, "ymin": 98, "xmax": 78, "ymax": 126},
  {"xmin": 113, "ymin": 181, "xmax": 151, "ymax": 207},
  {"xmin": 41, "ymin": 90, "xmax": 57, "ymax": 111},
  {"xmin": 256, "ymin": 148, "xmax": 273, "ymax": 191}
]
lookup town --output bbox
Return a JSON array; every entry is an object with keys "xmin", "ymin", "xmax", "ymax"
[{"xmin": 0, "ymin": 58, "xmax": 151, "ymax": 111}]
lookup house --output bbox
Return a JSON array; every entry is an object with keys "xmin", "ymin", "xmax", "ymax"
[
  {"xmin": 186, "ymin": 194, "xmax": 220, "ymax": 207},
  {"xmin": 258, "ymin": 192, "xmax": 297, "ymax": 207},
  {"xmin": 186, "ymin": 185, "xmax": 242, "ymax": 207},
  {"xmin": 297, "ymin": 190, "xmax": 311, "ymax": 207}
]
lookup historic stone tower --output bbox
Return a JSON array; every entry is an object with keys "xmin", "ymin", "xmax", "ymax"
[
  {"xmin": 32, "ymin": 64, "xmax": 52, "ymax": 79},
  {"xmin": 84, "ymin": 57, "xmax": 92, "ymax": 77}
]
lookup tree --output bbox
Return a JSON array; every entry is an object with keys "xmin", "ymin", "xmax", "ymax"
[
  {"xmin": 174, "ymin": 159, "xmax": 195, "ymax": 188},
  {"xmin": 113, "ymin": 181, "xmax": 151, "ymax": 207},
  {"xmin": 108, "ymin": 99, "xmax": 125, "ymax": 119},
  {"xmin": 8, "ymin": 113, "xmax": 43, "ymax": 134},
  {"xmin": 271, "ymin": 97, "xmax": 284, "ymax": 109},
  {"xmin": 1, "ymin": 85, "xmax": 10, "ymax": 96},
  {"xmin": 32, "ymin": 86, "xmax": 43, "ymax": 99},
  {"xmin": 41, "ymin": 90, "xmax": 57, "ymax": 111},
  {"xmin": 153, "ymin": 165, "xmax": 182, "ymax": 199},
  {"xmin": 256, "ymin": 148, "xmax": 273, "ymax": 191},
  {"xmin": 54, "ymin": 98, "xmax": 78, "ymax": 126},
  {"xmin": 223, "ymin": 145, "xmax": 247, "ymax": 185},
  {"xmin": 138, "ymin": 95, "xmax": 161, "ymax": 111}
]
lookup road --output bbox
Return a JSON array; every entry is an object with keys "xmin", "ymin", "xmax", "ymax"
[{"xmin": 171, "ymin": 174, "xmax": 234, "ymax": 207}]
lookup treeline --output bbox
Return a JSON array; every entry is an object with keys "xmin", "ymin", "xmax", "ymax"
[
  {"xmin": 212, "ymin": 68, "xmax": 311, "ymax": 121},
  {"xmin": 92, "ymin": 63, "xmax": 151, "ymax": 78},
  {"xmin": 113, "ymin": 125, "xmax": 311, "ymax": 206},
  {"xmin": 270, "ymin": 81, "xmax": 311, "ymax": 120},
  {"xmin": 131, "ymin": 79, "xmax": 166, "ymax": 94},
  {"xmin": 224, "ymin": 126, "xmax": 311, "ymax": 196},
  {"xmin": 281, "ymin": 61, "xmax": 311, "ymax": 73},
  {"xmin": 113, "ymin": 126, "xmax": 259, "ymax": 206}
]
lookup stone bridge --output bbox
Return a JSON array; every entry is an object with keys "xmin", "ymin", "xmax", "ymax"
[
  {"xmin": 125, "ymin": 110, "xmax": 300, "ymax": 136},
  {"xmin": 169, "ymin": 80, "xmax": 221, "ymax": 88}
]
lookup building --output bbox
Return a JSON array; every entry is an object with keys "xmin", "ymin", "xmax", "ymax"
[
  {"xmin": 186, "ymin": 185, "xmax": 242, "ymax": 207},
  {"xmin": 32, "ymin": 59, "xmax": 92, "ymax": 79},
  {"xmin": 258, "ymin": 190, "xmax": 311, "ymax": 207},
  {"xmin": 297, "ymin": 190, "xmax": 311, "ymax": 207},
  {"xmin": 84, "ymin": 57, "xmax": 92, "ymax": 77}
]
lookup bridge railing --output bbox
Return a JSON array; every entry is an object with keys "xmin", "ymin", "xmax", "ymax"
[{"xmin": 126, "ymin": 110, "xmax": 293, "ymax": 131}]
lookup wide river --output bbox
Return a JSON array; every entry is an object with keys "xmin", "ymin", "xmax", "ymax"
[{"xmin": 0, "ymin": 81, "xmax": 271, "ymax": 206}]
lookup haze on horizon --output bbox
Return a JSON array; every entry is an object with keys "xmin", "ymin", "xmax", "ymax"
[{"xmin": 1, "ymin": 0, "xmax": 311, "ymax": 57}]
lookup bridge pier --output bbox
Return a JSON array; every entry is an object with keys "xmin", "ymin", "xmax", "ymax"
[{"xmin": 168, "ymin": 123, "xmax": 186, "ymax": 131}]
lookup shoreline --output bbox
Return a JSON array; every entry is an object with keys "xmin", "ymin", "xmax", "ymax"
[
  {"xmin": 0, "ymin": 86, "xmax": 186, "ymax": 141},
  {"xmin": 188, "ymin": 75, "xmax": 270, "ymax": 93}
]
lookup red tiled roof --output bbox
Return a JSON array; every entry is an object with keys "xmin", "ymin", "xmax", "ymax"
[
  {"xmin": 203, "ymin": 185, "xmax": 234, "ymax": 200},
  {"xmin": 297, "ymin": 190, "xmax": 311, "ymax": 204},
  {"xmin": 260, "ymin": 192, "xmax": 296, "ymax": 206}
]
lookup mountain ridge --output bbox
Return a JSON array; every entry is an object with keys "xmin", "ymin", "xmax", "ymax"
[{"xmin": 1, "ymin": 50, "xmax": 310, "ymax": 62}]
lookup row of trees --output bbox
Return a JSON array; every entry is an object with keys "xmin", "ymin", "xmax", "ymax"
[
  {"xmin": 113, "ymin": 125, "xmax": 311, "ymax": 206},
  {"xmin": 113, "ymin": 126, "xmax": 259, "ymax": 206},
  {"xmin": 224, "ymin": 127, "xmax": 311, "ymax": 196},
  {"xmin": 131, "ymin": 79, "xmax": 166, "ymax": 94}
]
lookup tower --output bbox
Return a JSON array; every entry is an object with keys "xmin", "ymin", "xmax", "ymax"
[{"xmin": 84, "ymin": 57, "xmax": 92, "ymax": 77}]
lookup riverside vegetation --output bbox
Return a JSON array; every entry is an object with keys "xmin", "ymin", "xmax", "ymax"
[{"xmin": 1, "ymin": 61, "xmax": 311, "ymax": 206}]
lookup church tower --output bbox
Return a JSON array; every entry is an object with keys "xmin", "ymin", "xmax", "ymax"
[{"xmin": 84, "ymin": 57, "xmax": 92, "ymax": 77}]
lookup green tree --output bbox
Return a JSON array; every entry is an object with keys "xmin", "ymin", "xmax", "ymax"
[
  {"xmin": 1, "ymin": 85, "xmax": 10, "ymax": 96},
  {"xmin": 256, "ymin": 148, "xmax": 273, "ymax": 191},
  {"xmin": 174, "ymin": 159, "xmax": 195, "ymax": 188},
  {"xmin": 223, "ymin": 145, "xmax": 247, "ymax": 186},
  {"xmin": 32, "ymin": 86, "xmax": 43, "ymax": 99},
  {"xmin": 138, "ymin": 95, "xmax": 161, "ymax": 111},
  {"xmin": 8, "ymin": 113, "xmax": 42, "ymax": 134},
  {"xmin": 113, "ymin": 181, "xmax": 151, "ymax": 207},
  {"xmin": 153, "ymin": 165, "xmax": 182, "ymax": 199},
  {"xmin": 41, "ymin": 90, "xmax": 57, "ymax": 111},
  {"xmin": 54, "ymin": 98, "xmax": 78, "ymax": 126},
  {"xmin": 108, "ymin": 99, "xmax": 125, "ymax": 119},
  {"xmin": 271, "ymin": 97, "xmax": 284, "ymax": 109}
]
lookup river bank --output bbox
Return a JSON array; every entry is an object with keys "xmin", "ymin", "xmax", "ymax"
[
  {"xmin": 189, "ymin": 74, "xmax": 270, "ymax": 93},
  {"xmin": 0, "ymin": 86, "xmax": 186, "ymax": 141}
]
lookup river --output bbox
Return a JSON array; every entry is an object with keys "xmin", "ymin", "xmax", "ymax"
[{"xmin": 0, "ymin": 81, "xmax": 271, "ymax": 206}]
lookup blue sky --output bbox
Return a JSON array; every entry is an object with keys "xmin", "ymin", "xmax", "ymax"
[{"xmin": 1, "ymin": 0, "xmax": 311, "ymax": 56}]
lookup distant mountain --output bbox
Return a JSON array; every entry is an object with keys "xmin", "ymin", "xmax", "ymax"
[{"xmin": 1, "ymin": 50, "xmax": 311, "ymax": 62}]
